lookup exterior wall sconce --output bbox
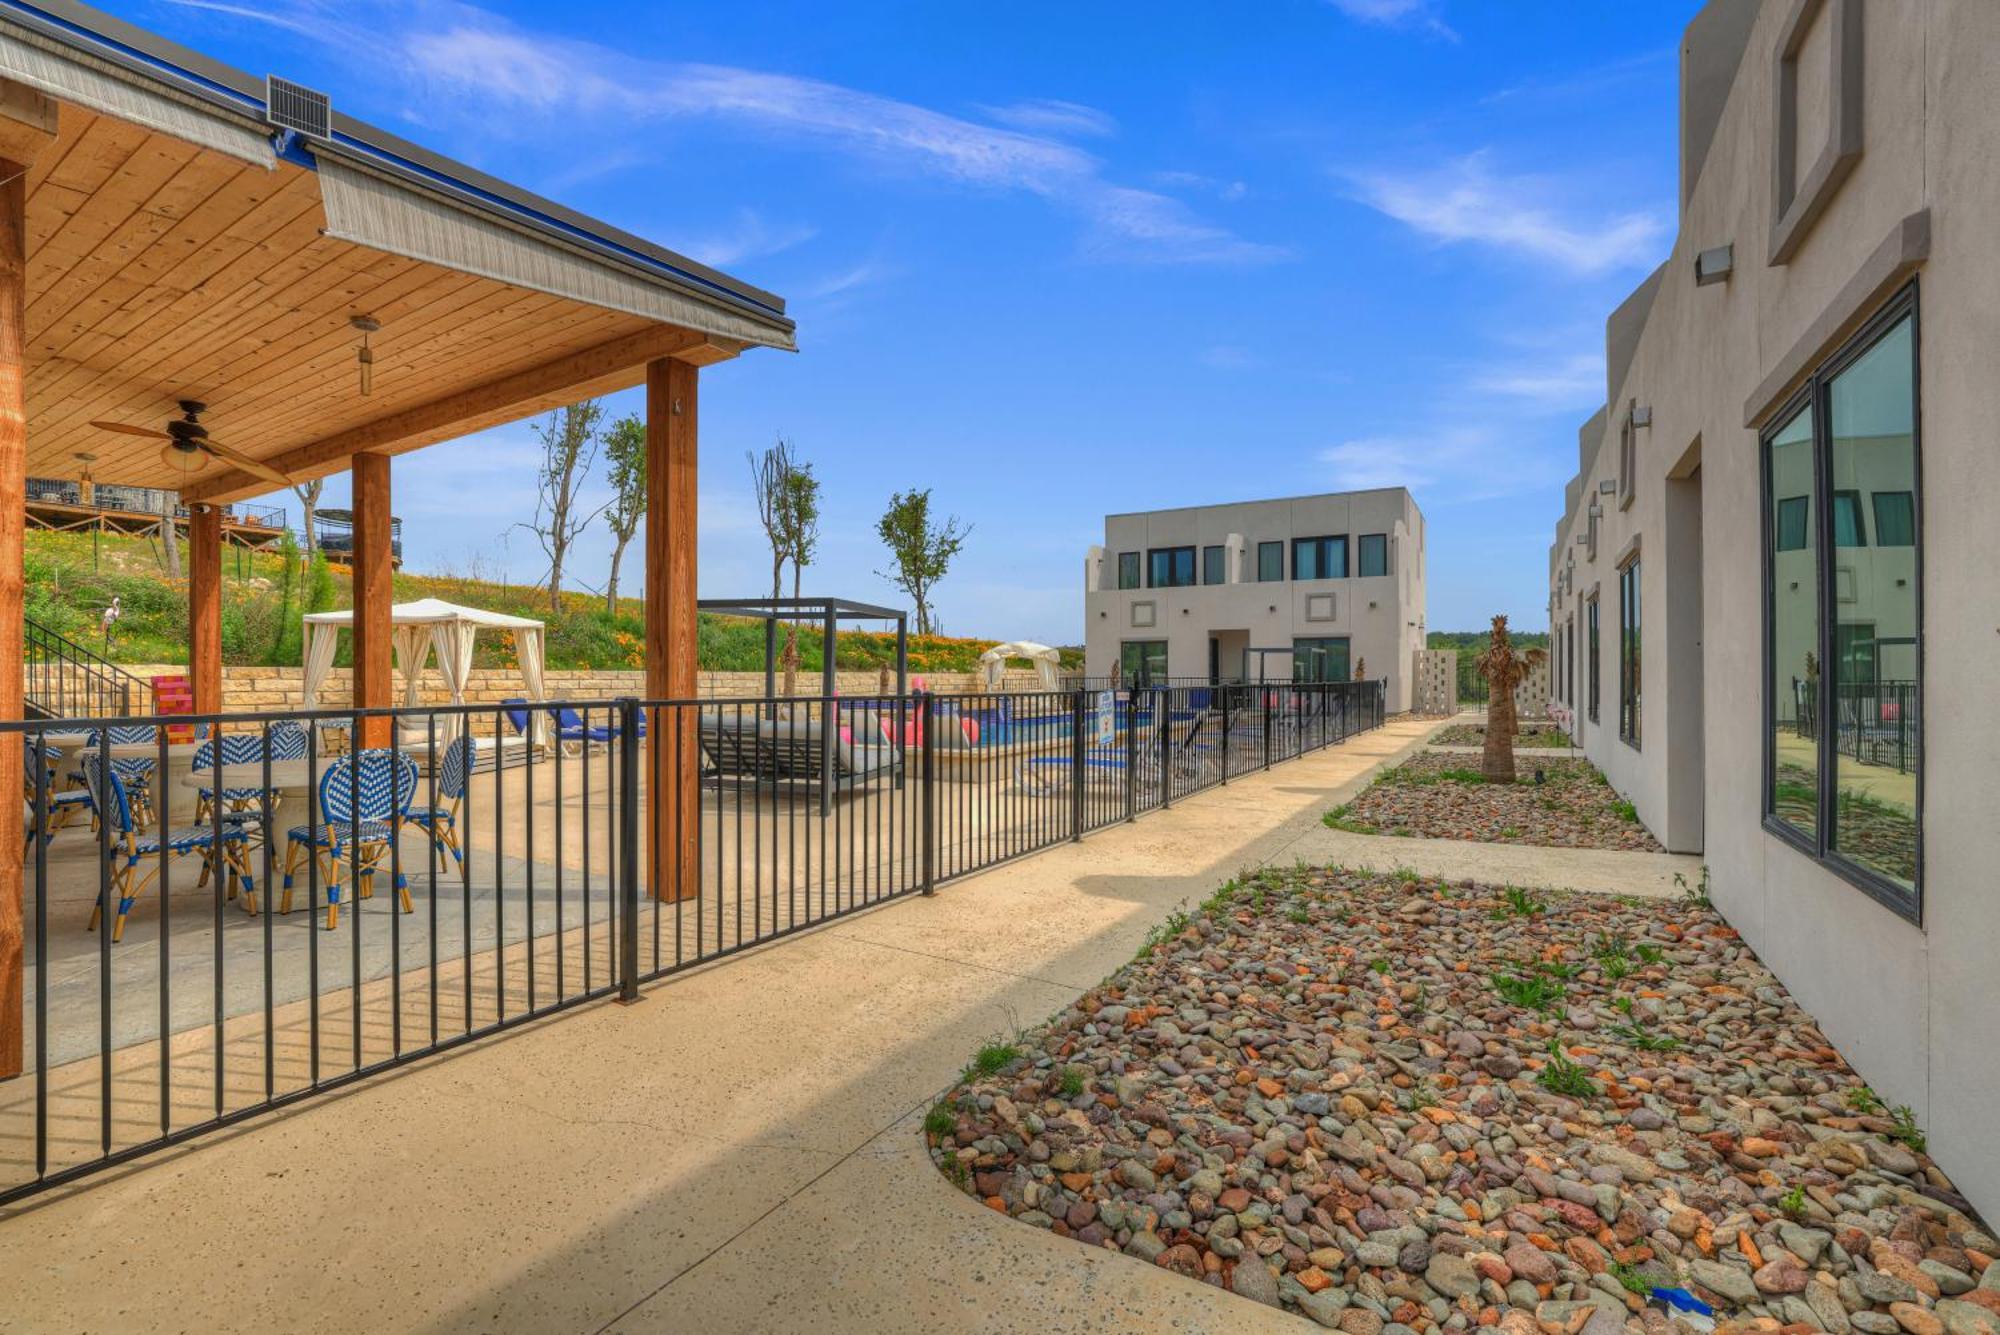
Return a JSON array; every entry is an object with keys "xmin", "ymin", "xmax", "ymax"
[
  {"xmin": 1695, "ymin": 243, "xmax": 1734, "ymax": 285},
  {"xmin": 1587, "ymin": 501, "xmax": 1603, "ymax": 518},
  {"xmin": 1599, "ymin": 480, "xmax": 1616, "ymax": 495},
  {"xmin": 1630, "ymin": 404, "xmax": 1652, "ymax": 428}
]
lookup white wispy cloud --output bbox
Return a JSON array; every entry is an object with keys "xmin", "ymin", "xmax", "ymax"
[
  {"xmin": 677, "ymin": 210, "xmax": 819, "ymax": 269},
  {"xmin": 1326, "ymin": 0, "xmax": 1458, "ymax": 42},
  {"xmin": 976, "ymin": 97, "xmax": 1117, "ymax": 139},
  {"xmin": 179, "ymin": 0, "xmax": 1277, "ymax": 265},
  {"xmin": 1469, "ymin": 351, "xmax": 1605, "ymax": 410},
  {"xmin": 1479, "ymin": 48, "xmax": 1675, "ymax": 107},
  {"xmin": 1153, "ymin": 170, "xmax": 1249, "ymax": 203},
  {"xmin": 800, "ymin": 259, "xmax": 896, "ymax": 301},
  {"xmin": 1345, "ymin": 152, "xmax": 1668, "ymax": 275},
  {"xmin": 1320, "ymin": 423, "xmax": 1564, "ymax": 502}
]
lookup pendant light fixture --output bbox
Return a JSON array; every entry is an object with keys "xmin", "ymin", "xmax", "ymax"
[{"xmin": 350, "ymin": 314, "xmax": 380, "ymax": 395}]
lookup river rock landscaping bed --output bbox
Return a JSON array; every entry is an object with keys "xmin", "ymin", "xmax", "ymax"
[
  {"xmin": 925, "ymin": 867, "xmax": 1993, "ymax": 1334},
  {"xmin": 1327, "ymin": 754, "xmax": 1661, "ymax": 852},
  {"xmin": 1431, "ymin": 724, "xmax": 1575, "ymax": 750}
]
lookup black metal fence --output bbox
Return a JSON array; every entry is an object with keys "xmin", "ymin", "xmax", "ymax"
[
  {"xmin": 24, "ymin": 618, "xmax": 141, "ymax": 721},
  {"xmin": 1, "ymin": 679, "xmax": 1383, "ymax": 1204},
  {"xmin": 1790, "ymin": 678, "xmax": 1921, "ymax": 775}
]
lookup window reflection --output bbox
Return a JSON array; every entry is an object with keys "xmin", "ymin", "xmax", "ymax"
[
  {"xmin": 1766, "ymin": 403, "xmax": 1818, "ymax": 839},
  {"xmin": 1826, "ymin": 314, "xmax": 1918, "ymax": 889}
]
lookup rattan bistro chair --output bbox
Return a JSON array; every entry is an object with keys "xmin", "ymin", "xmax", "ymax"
[{"xmin": 279, "ymin": 749, "xmax": 418, "ymax": 930}]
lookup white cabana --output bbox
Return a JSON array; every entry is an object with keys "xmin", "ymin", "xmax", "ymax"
[
  {"xmin": 302, "ymin": 597, "xmax": 548, "ymax": 745},
  {"xmin": 977, "ymin": 641, "xmax": 1064, "ymax": 692}
]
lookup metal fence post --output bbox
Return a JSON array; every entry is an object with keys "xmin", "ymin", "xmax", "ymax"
[
  {"xmin": 920, "ymin": 690, "xmax": 937, "ymax": 895},
  {"xmin": 1219, "ymin": 685, "xmax": 1231, "ymax": 785},
  {"xmin": 1262, "ymin": 687, "xmax": 1273, "ymax": 771},
  {"xmin": 1158, "ymin": 686, "xmax": 1172, "ymax": 809},
  {"xmin": 1070, "ymin": 687, "xmax": 1086, "ymax": 841},
  {"xmin": 1124, "ymin": 686, "xmax": 1137, "ymax": 822},
  {"xmin": 616, "ymin": 697, "xmax": 641, "ymax": 1004}
]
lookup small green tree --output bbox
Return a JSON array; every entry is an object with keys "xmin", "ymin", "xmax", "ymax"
[
  {"xmin": 600, "ymin": 413, "xmax": 645, "ymax": 616},
  {"xmin": 520, "ymin": 399, "xmax": 607, "ymax": 613},
  {"xmin": 269, "ymin": 530, "xmax": 300, "ymax": 664},
  {"xmin": 775, "ymin": 458, "xmax": 821, "ymax": 694},
  {"xmin": 875, "ymin": 489, "xmax": 969, "ymax": 636}
]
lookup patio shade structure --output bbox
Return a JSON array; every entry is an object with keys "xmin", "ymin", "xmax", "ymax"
[
  {"xmin": 299, "ymin": 597, "xmax": 549, "ymax": 743},
  {"xmin": 977, "ymin": 641, "xmax": 1062, "ymax": 691},
  {"xmin": 0, "ymin": 0, "xmax": 797, "ymax": 1077},
  {"xmin": 696, "ymin": 597, "xmax": 910, "ymax": 702}
]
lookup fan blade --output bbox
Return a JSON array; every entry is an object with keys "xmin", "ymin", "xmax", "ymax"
[
  {"xmin": 91, "ymin": 420, "xmax": 172, "ymax": 440},
  {"xmin": 200, "ymin": 437, "xmax": 296, "ymax": 488}
]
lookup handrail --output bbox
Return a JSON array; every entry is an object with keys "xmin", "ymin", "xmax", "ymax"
[{"xmin": 23, "ymin": 616, "xmax": 147, "ymax": 720}]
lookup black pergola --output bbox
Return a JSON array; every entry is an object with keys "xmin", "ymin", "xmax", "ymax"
[{"xmin": 698, "ymin": 596, "xmax": 910, "ymax": 700}]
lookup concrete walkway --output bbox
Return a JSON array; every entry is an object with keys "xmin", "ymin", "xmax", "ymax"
[{"xmin": 0, "ymin": 712, "xmax": 1682, "ymax": 1334}]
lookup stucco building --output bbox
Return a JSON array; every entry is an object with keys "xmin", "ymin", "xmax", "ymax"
[
  {"xmin": 1084, "ymin": 488, "xmax": 1426, "ymax": 710},
  {"xmin": 1546, "ymin": 0, "xmax": 1995, "ymax": 1215}
]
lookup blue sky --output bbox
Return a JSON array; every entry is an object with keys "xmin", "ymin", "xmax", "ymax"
[{"xmin": 128, "ymin": 0, "xmax": 1692, "ymax": 639}]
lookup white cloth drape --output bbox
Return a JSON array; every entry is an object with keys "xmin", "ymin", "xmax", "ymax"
[
  {"xmin": 302, "ymin": 621, "xmax": 340, "ymax": 710},
  {"xmin": 392, "ymin": 624, "xmax": 432, "ymax": 707},
  {"xmin": 431, "ymin": 619, "xmax": 480, "ymax": 744},
  {"xmin": 515, "ymin": 627, "xmax": 550, "ymax": 746}
]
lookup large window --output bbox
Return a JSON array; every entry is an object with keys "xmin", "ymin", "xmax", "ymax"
[
  {"xmin": 1765, "ymin": 404, "xmax": 1818, "ymax": 840},
  {"xmin": 1292, "ymin": 636, "xmax": 1350, "ymax": 683},
  {"xmin": 1147, "ymin": 546, "xmax": 1196, "ymax": 588},
  {"xmin": 1618, "ymin": 560, "xmax": 1640, "ymax": 747},
  {"xmin": 1761, "ymin": 286, "xmax": 1920, "ymax": 912},
  {"xmin": 1120, "ymin": 640, "xmax": 1168, "ymax": 685},
  {"xmin": 1586, "ymin": 596, "xmax": 1600, "ymax": 723},
  {"xmin": 1256, "ymin": 541, "xmax": 1284, "ymax": 582},
  {"xmin": 1116, "ymin": 551, "xmax": 1141, "ymax": 590},
  {"xmin": 1292, "ymin": 535, "xmax": 1348, "ymax": 581},
  {"xmin": 1202, "ymin": 544, "xmax": 1227, "ymax": 585},
  {"xmin": 1357, "ymin": 533, "xmax": 1388, "ymax": 578}
]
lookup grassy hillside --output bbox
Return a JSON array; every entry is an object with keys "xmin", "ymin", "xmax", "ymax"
[
  {"xmin": 1427, "ymin": 628, "xmax": 1552, "ymax": 703},
  {"xmin": 27, "ymin": 530, "xmax": 1080, "ymax": 675}
]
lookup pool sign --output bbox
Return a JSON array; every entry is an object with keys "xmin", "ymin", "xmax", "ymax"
[{"xmin": 1095, "ymin": 690, "xmax": 1115, "ymax": 746}]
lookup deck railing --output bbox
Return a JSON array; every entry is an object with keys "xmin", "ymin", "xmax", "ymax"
[
  {"xmin": 23, "ymin": 617, "xmax": 143, "ymax": 720},
  {"xmin": 0, "ymin": 679, "xmax": 1384, "ymax": 1203}
]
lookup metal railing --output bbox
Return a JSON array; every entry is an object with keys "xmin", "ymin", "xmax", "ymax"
[
  {"xmin": 1, "ymin": 679, "xmax": 1384, "ymax": 1204},
  {"xmin": 1790, "ymin": 678, "xmax": 1921, "ymax": 775},
  {"xmin": 23, "ymin": 617, "xmax": 142, "ymax": 720},
  {"xmin": 24, "ymin": 479, "xmax": 284, "ymax": 530}
]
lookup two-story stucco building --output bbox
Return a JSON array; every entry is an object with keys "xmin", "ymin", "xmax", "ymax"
[
  {"xmin": 1084, "ymin": 488, "xmax": 1426, "ymax": 711},
  {"xmin": 1546, "ymin": 0, "xmax": 1998, "ymax": 1218}
]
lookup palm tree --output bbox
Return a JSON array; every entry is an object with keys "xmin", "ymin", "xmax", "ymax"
[{"xmin": 1474, "ymin": 615, "xmax": 1546, "ymax": 783}]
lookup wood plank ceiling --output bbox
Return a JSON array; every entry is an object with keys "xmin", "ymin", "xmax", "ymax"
[{"xmin": 22, "ymin": 107, "xmax": 666, "ymax": 493}]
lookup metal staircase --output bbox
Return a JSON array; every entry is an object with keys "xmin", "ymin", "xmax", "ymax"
[{"xmin": 23, "ymin": 617, "xmax": 145, "ymax": 720}]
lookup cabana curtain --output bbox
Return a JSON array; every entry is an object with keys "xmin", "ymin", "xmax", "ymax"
[
  {"xmin": 302, "ymin": 598, "xmax": 549, "ymax": 746},
  {"xmin": 977, "ymin": 641, "xmax": 1064, "ymax": 691}
]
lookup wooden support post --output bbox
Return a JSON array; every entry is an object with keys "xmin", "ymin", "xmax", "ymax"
[
  {"xmin": 188, "ymin": 504, "xmax": 222, "ymax": 717},
  {"xmin": 350, "ymin": 452, "xmax": 394, "ymax": 748},
  {"xmin": 645, "ymin": 358, "xmax": 700, "ymax": 902},
  {"xmin": 0, "ymin": 85, "xmax": 51, "ymax": 1080}
]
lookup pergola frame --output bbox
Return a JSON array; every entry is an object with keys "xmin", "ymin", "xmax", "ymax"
[
  {"xmin": 0, "ymin": 1, "xmax": 796, "ymax": 1076},
  {"xmin": 697, "ymin": 596, "xmax": 910, "ymax": 705}
]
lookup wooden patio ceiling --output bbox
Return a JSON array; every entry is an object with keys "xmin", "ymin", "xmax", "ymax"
[{"xmin": 21, "ymin": 108, "xmax": 736, "ymax": 502}]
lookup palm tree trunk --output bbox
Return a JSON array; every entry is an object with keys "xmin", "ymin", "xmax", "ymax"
[{"xmin": 1484, "ymin": 682, "xmax": 1518, "ymax": 782}]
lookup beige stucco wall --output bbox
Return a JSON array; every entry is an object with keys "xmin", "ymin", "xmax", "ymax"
[{"xmin": 1544, "ymin": 0, "xmax": 1999, "ymax": 1216}]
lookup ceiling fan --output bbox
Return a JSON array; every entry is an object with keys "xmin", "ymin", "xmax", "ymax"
[{"xmin": 90, "ymin": 401, "xmax": 296, "ymax": 489}]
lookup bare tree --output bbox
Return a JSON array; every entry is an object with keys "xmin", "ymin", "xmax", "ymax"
[
  {"xmin": 875, "ymin": 488, "xmax": 968, "ymax": 637},
  {"xmin": 776, "ymin": 456, "xmax": 820, "ymax": 694},
  {"xmin": 600, "ymin": 413, "xmax": 645, "ymax": 616},
  {"xmin": 157, "ymin": 502, "xmax": 181, "ymax": 579},
  {"xmin": 749, "ymin": 438, "xmax": 822, "ymax": 693},
  {"xmin": 518, "ymin": 400, "xmax": 607, "ymax": 613},
  {"xmin": 292, "ymin": 477, "xmax": 325, "ymax": 556}
]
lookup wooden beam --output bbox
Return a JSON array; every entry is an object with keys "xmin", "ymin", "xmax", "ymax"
[
  {"xmin": 645, "ymin": 356, "xmax": 700, "ymax": 902},
  {"xmin": 188, "ymin": 504, "xmax": 222, "ymax": 716},
  {"xmin": 182, "ymin": 324, "xmax": 733, "ymax": 504},
  {"xmin": 0, "ymin": 81, "xmax": 56, "ymax": 167},
  {"xmin": 350, "ymin": 452, "xmax": 393, "ymax": 748},
  {"xmin": 0, "ymin": 156, "xmax": 28, "ymax": 1079}
]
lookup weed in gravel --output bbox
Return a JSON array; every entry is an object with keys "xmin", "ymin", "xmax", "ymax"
[
  {"xmin": 1369, "ymin": 958, "xmax": 1391, "ymax": 975},
  {"xmin": 1536, "ymin": 1039, "xmax": 1599, "ymax": 1099},
  {"xmin": 1608, "ymin": 1261, "xmax": 1652, "ymax": 1295},
  {"xmin": 1613, "ymin": 799, "xmax": 1639, "ymax": 823},
  {"xmin": 1608, "ymin": 1021, "xmax": 1679, "ymax": 1052},
  {"xmin": 1675, "ymin": 865, "xmax": 1713, "ymax": 907},
  {"xmin": 1288, "ymin": 906, "xmax": 1310, "ymax": 925},
  {"xmin": 1888, "ymin": 1105, "xmax": 1927, "ymax": 1153},
  {"xmin": 1635, "ymin": 943, "xmax": 1664, "ymax": 965},
  {"xmin": 1779, "ymin": 1185, "xmax": 1808, "ymax": 1220},
  {"xmin": 1058, "ymin": 1065, "xmax": 1087, "ymax": 1098},
  {"xmin": 1139, "ymin": 909, "xmax": 1193, "ymax": 958},
  {"xmin": 923, "ymin": 1103, "xmax": 957, "ymax": 1138},
  {"xmin": 1846, "ymin": 1084, "xmax": 1884, "ymax": 1115},
  {"xmin": 1492, "ymin": 971, "xmax": 1565, "ymax": 1012},
  {"xmin": 1613, "ymin": 995, "xmax": 1635, "ymax": 1015},
  {"xmin": 1322, "ymin": 805, "xmax": 1379, "ymax": 835},
  {"xmin": 972, "ymin": 1041, "xmax": 1021, "ymax": 1076},
  {"xmin": 1496, "ymin": 885, "xmax": 1547, "ymax": 918}
]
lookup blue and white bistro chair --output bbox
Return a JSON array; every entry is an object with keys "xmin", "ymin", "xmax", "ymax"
[
  {"xmin": 79, "ymin": 755, "xmax": 255, "ymax": 942},
  {"xmin": 65, "ymin": 726, "xmax": 163, "ymax": 831},
  {"xmin": 279, "ymin": 749, "xmax": 418, "ymax": 930},
  {"xmin": 23, "ymin": 742, "xmax": 93, "ymax": 849},
  {"xmin": 404, "ymin": 735, "xmax": 471, "ymax": 865}
]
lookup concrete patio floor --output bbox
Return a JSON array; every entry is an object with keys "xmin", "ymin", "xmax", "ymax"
[{"xmin": 0, "ymin": 710, "xmax": 1690, "ymax": 1333}]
